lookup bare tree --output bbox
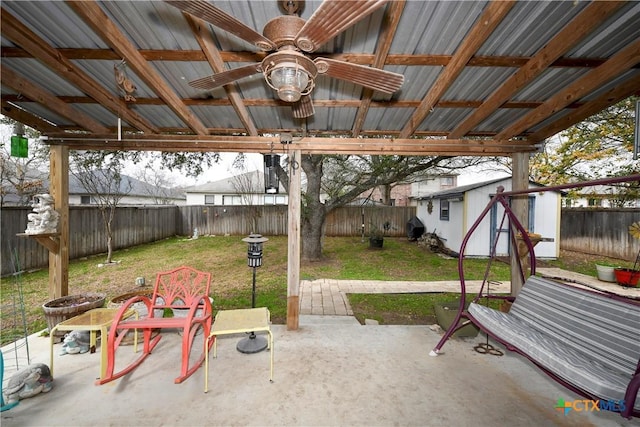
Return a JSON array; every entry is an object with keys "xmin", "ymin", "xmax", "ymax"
[
  {"xmin": 132, "ymin": 165, "xmax": 176, "ymax": 204},
  {"xmin": 70, "ymin": 151, "xmax": 132, "ymax": 264},
  {"xmin": 230, "ymin": 155, "xmax": 263, "ymax": 233},
  {"xmin": 0, "ymin": 119, "xmax": 48, "ymax": 206}
]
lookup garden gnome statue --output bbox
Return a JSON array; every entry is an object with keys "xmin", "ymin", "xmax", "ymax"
[
  {"xmin": 3, "ymin": 363, "xmax": 53, "ymax": 404},
  {"xmin": 25, "ymin": 194, "xmax": 59, "ymax": 234}
]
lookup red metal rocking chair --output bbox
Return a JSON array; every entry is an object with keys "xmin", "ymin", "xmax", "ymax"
[{"xmin": 97, "ymin": 266, "xmax": 213, "ymax": 385}]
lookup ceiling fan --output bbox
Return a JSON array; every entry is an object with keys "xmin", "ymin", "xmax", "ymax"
[{"xmin": 166, "ymin": 0, "xmax": 404, "ymax": 118}]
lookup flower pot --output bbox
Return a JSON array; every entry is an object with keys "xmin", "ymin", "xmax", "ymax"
[
  {"xmin": 595, "ymin": 264, "xmax": 617, "ymax": 282},
  {"xmin": 369, "ymin": 236, "xmax": 384, "ymax": 248},
  {"xmin": 171, "ymin": 297, "xmax": 213, "ymax": 318},
  {"xmin": 614, "ymin": 268, "xmax": 640, "ymax": 287},
  {"xmin": 43, "ymin": 293, "xmax": 106, "ymax": 340},
  {"xmin": 434, "ymin": 302, "xmax": 479, "ymax": 338},
  {"xmin": 108, "ymin": 290, "xmax": 164, "ymax": 319}
]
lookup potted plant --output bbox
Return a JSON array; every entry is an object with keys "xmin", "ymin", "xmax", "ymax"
[
  {"xmin": 595, "ymin": 262, "xmax": 618, "ymax": 282},
  {"xmin": 42, "ymin": 293, "xmax": 106, "ymax": 341},
  {"xmin": 369, "ymin": 221, "xmax": 390, "ymax": 249},
  {"xmin": 614, "ymin": 221, "xmax": 640, "ymax": 287}
]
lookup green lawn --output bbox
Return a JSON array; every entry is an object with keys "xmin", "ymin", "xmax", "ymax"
[{"xmin": 0, "ymin": 235, "xmax": 599, "ymax": 345}]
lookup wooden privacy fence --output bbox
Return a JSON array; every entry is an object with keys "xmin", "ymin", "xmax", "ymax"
[
  {"xmin": 1, "ymin": 206, "xmax": 178, "ymax": 276},
  {"xmin": 9, "ymin": 204, "xmax": 639, "ymax": 275},
  {"xmin": 325, "ymin": 206, "xmax": 416, "ymax": 237},
  {"xmin": 1, "ymin": 205, "xmax": 416, "ymax": 276},
  {"xmin": 560, "ymin": 208, "xmax": 640, "ymax": 261}
]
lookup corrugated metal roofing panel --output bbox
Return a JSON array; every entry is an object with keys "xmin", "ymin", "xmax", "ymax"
[
  {"xmin": 129, "ymin": 105, "xmax": 188, "ymax": 128},
  {"xmin": 392, "ymin": 66, "xmax": 442, "ymax": 102},
  {"xmin": 100, "ymin": 1, "xmax": 201, "ymax": 50},
  {"xmin": 2, "ymin": 1, "xmax": 109, "ymax": 48},
  {"xmin": 191, "ymin": 105, "xmax": 247, "ymax": 130},
  {"xmin": 1, "ymin": 0, "xmax": 637, "ymax": 148},
  {"xmin": 512, "ymin": 68, "xmax": 591, "ymax": 102},
  {"xmin": 568, "ymin": 2, "xmax": 640, "ymax": 58},
  {"xmin": 390, "ymin": 1, "xmax": 488, "ymax": 55},
  {"xmin": 72, "ymin": 103, "xmax": 119, "ymax": 128},
  {"xmin": 443, "ymin": 67, "xmax": 517, "ymax": 101},
  {"xmin": 474, "ymin": 108, "xmax": 531, "ymax": 134},
  {"xmin": 249, "ymin": 105, "xmax": 298, "ymax": 130},
  {"xmin": 528, "ymin": 69, "xmax": 640, "ymax": 134},
  {"xmin": 3, "ymin": 59, "xmax": 86, "ymax": 96},
  {"xmin": 418, "ymin": 108, "xmax": 476, "ymax": 133},
  {"xmin": 7, "ymin": 101, "xmax": 73, "ymax": 127},
  {"xmin": 478, "ymin": 1, "xmax": 589, "ymax": 56}
]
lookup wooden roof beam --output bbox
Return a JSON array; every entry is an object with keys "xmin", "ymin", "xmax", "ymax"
[
  {"xmin": 44, "ymin": 133, "xmax": 536, "ymax": 156},
  {"xmin": 1, "ymin": 100, "xmax": 59, "ymax": 134},
  {"xmin": 352, "ymin": 0, "xmax": 405, "ymax": 137},
  {"xmin": 0, "ymin": 8, "xmax": 158, "ymax": 134},
  {"xmin": 496, "ymin": 38, "xmax": 640, "ymax": 140},
  {"xmin": 528, "ymin": 73, "xmax": 640, "ymax": 143},
  {"xmin": 448, "ymin": 1, "xmax": 626, "ymax": 139},
  {"xmin": 1, "ymin": 65, "xmax": 109, "ymax": 133},
  {"xmin": 398, "ymin": 0, "xmax": 515, "ymax": 139},
  {"xmin": 2, "ymin": 95, "xmax": 547, "ymax": 110},
  {"xmin": 66, "ymin": 0, "xmax": 208, "ymax": 136},
  {"xmin": 1, "ymin": 47, "xmax": 618, "ymax": 69},
  {"xmin": 183, "ymin": 13, "xmax": 258, "ymax": 137}
]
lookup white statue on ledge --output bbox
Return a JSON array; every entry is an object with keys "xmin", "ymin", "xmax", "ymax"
[{"xmin": 25, "ymin": 194, "xmax": 59, "ymax": 234}]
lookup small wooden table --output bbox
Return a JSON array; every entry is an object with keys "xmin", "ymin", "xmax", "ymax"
[
  {"xmin": 205, "ymin": 307, "xmax": 273, "ymax": 392},
  {"xmin": 50, "ymin": 308, "xmax": 137, "ymax": 380}
]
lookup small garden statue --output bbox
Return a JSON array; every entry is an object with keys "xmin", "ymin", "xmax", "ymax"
[
  {"xmin": 60, "ymin": 331, "xmax": 90, "ymax": 355},
  {"xmin": 3, "ymin": 363, "xmax": 53, "ymax": 404},
  {"xmin": 25, "ymin": 194, "xmax": 59, "ymax": 234}
]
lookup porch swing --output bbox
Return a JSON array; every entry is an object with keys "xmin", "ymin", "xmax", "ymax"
[{"xmin": 429, "ymin": 175, "xmax": 640, "ymax": 419}]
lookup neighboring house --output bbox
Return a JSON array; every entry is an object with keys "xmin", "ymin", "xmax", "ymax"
[
  {"xmin": 0, "ymin": 160, "xmax": 48, "ymax": 206},
  {"xmin": 415, "ymin": 177, "xmax": 562, "ymax": 259},
  {"xmin": 355, "ymin": 174, "xmax": 458, "ymax": 207},
  {"xmin": 69, "ymin": 173, "xmax": 185, "ymax": 206},
  {"xmin": 564, "ymin": 184, "xmax": 639, "ymax": 208},
  {"xmin": 184, "ymin": 170, "xmax": 288, "ymax": 206},
  {"xmin": 410, "ymin": 174, "xmax": 458, "ymax": 201},
  {"xmin": 2, "ymin": 168, "xmax": 183, "ymax": 206}
]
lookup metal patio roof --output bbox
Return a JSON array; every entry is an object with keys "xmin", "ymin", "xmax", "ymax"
[{"xmin": 1, "ymin": 0, "xmax": 639, "ymax": 156}]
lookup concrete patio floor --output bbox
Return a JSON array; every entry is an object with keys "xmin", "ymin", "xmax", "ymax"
[{"xmin": 1, "ymin": 315, "xmax": 635, "ymax": 427}]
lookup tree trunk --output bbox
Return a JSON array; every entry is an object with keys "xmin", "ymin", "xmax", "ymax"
[{"xmin": 300, "ymin": 155, "xmax": 327, "ymax": 261}]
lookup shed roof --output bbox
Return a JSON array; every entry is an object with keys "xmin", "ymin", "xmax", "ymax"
[
  {"xmin": 1, "ymin": 1, "xmax": 639, "ymax": 156},
  {"xmin": 417, "ymin": 176, "xmax": 559, "ymax": 200}
]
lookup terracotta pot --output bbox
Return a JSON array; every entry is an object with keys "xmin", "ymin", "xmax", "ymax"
[{"xmin": 614, "ymin": 268, "xmax": 640, "ymax": 287}]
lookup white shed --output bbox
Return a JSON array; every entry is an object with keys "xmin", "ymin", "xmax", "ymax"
[{"xmin": 415, "ymin": 177, "xmax": 561, "ymax": 259}]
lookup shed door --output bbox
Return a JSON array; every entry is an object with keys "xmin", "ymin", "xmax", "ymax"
[{"xmin": 489, "ymin": 196, "xmax": 535, "ymax": 256}]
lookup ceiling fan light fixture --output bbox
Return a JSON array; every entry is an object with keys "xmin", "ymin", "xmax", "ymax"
[{"xmin": 268, "ymin": 62, "xmax": 311, "ymax": 102}]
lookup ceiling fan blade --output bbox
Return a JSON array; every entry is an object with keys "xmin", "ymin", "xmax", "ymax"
[
  {"xmin": 189, "ymin": 64, "xmax": 262, "ymax": 90},
  {"xmin": 295, "ymin": 0, "xmax": 389, "ymax": 52},
  {"xmin": 291, "ymin": 95, "xmax": 315, "ymax": 119},
  {"xmin": 315, "ymin": 58, "xmax": 403, "ymax": 94},
  {"xmin": 166, "ymin": 1, "xmax": 276, "ymax": 51}
]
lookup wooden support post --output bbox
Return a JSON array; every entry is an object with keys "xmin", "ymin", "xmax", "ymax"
[
  {"xmin": 510, "ymin": 152, "xmax": 529, "ymax": 296},
  {"xmin": 286, "ymin": 149, "xmax": 301, "ymax": 330},
  {"xmin": 48, "ymin": 145, "xmax": 69, "ymax": 299}
]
